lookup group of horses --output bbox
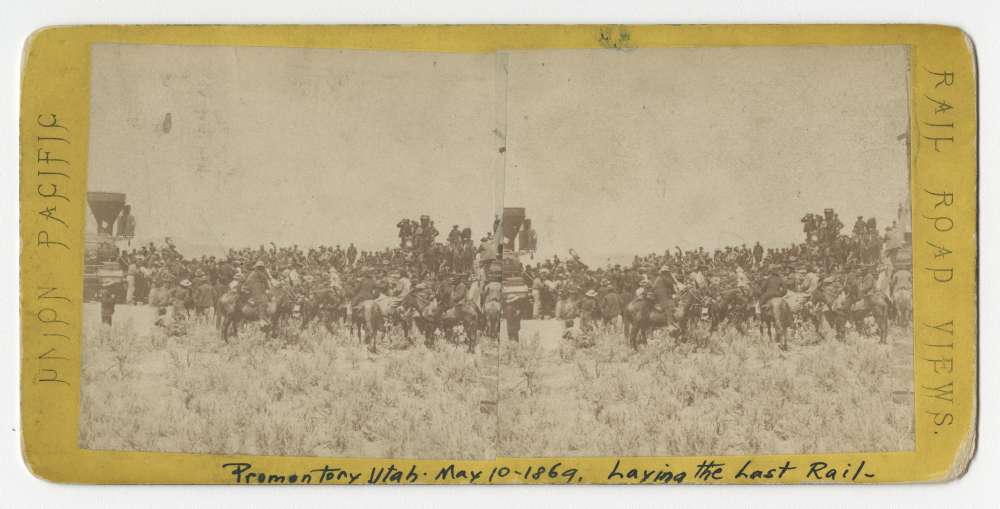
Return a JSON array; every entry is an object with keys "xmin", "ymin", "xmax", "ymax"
[
  {"xmin": 628, "ymin": 286, "xmax": 910, "ymax": 351},
  {"xmin": 213, "ymin": 285, "xmax": 504, "ymax": 354},
  {"xmin": 206, "ymin": 272, "xmax": 910, "ymax": 355},
  {"xmin": 567, "ymin": 280, "xmax": 910, "ymax": 352}
]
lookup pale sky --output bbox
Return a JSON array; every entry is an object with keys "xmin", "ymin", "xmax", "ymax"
[
  {"xmin": 88, "ymin": 44, "xmax": 500, "ymax": 255},
  {"xmin": 503, "ymin": 46, "xmax": 910, "ymax": 264},
  {"xmin": 88, "ymin": 44, "xmax": 910, "ymax": 262}
]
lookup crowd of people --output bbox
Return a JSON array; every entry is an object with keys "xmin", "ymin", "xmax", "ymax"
[
  {"xmin": 93, "ymin": 207, "xmax": 911, "ymax": 347},
  {"xmin": 520, "ymin": 208, "xmax": 911, "ymax": 336},
  {"xmin": 94, "ymin": 215, "xmax": 502, "ymax": 328}
]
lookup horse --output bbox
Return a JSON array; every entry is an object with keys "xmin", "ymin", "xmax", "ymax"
[
  {"xmin": 299, "ymin": 288, "xmax": 343, "ymax": 334},
  {"xmin": 375, "ymin": 293, "xmax": 418, "ymax": 345},
  {"xmin": 415, "ymin": 299, "xmax": 443, "ymax": 347},
  {"xmin": 809, "ymin": 281, "xmax": 850, "ymax": 341},
  {"xmin": 215, "ymin": 289, "xmax": 258, "ymax": 343},
  {"xmin": 352, "ymin": 299, "xmax": 384, "ymax": 353},
  {"xmin": 892, "ymin": 288, "xmax": 912, "ymax": 328},
  {"xmin": 265, "ymin": 286, "xmax": 295, "ymax": 338},
  {"xmin": 622, "ymin": 296, "xmax": 672, "ymax": 350},
  {"xmin": 670, "ymin": 287, "xmax": 703, "ymax": 343},
  {"xmin": 555, "ymin": 293, "xmax": 579, "ymax": 321},
  {"xmin": 192, "ymin": 281, "xmax": 217, "ymax": 322},
  {"xmin": 848, "ymin": 291, "xmax": 891, "ymax": 343},
  {"xmin": 759, "ymin": 296, "xmax": 794, "ymax": 351},
  {"xmin": 483, "ymin": 299, "xmax": 503, "ymax": 340},
  {"xmin": 441, "ymin": 301, "xmax": 482, "ymax": 353},
  {"xmin": 707, "ymin": 287, "xmax": 752, "ymax": 336}
]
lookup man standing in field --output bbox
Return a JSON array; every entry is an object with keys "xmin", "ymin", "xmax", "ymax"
[
  {"xmin": 504, "ymin": 296, "xmax": 523, "ymax": 342},
  {"xmin": 98, "ymin": 280, "xmax": 117, "ymax": 326},
  {"xmin": 244, "ymin": 261, "xmax": 271, "ymax": 329},
  {"xmin": 346, "ymin": 243, "xmax": 358, "ymax": 267},
  {"xmin": 600, "ymin": 280, "xmax": 622, "ymax": 328}
]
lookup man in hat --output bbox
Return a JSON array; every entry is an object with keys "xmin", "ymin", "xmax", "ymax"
[
  {"xmin": 172, "ymin": 279, "xmax": 194, "ymax": 321},
  {"xmin": 346, "ymin": 243, "xmax": 358, "ymax": 267},
  {"xmin": 504, "ymin": 295, "xmax": 524, "ymax": 342},
  {"xmin": 98, "ymin": 280, "xmax": 118, "ymax": 325},
  {"xmin": 752, "ymin": 242, "xmax": 764, "ymax": 268},
  {"xmin": 579, "ymin": 288, "xmax": 598, "ymax": 332},
  {"xmin": 351, "ymin": 268, "xmax": 377, "ymax": 306},
  {"xmin": 531, "ymin": 271, "xmax": 546, "ymax": 319},
  {"xmin": 395, "ymin": 270, "xmax": 412, "ymax": 300},
  {"xmin": 800, "ymin": 265, "xmax": 821, "ymax": 295},
  {"xmin": 397, "ymin": 218, "xmax": 412, "ymax": 248},
  {"xmin": 853, "ymin": 215, "xmax": 867, "ymax": 238},
  {"xmin": 450, "ymin": 274, "xmax": 468, "ymax": 309},
  {"xmin": 759, "ymin": 265, "xmax": 788, "ymax": 304},
  {"xmin": 600, "ymin": 280, "xmax": 623, "ymax": 328},
  {"xmin": 244, "ymin": 260, "xmax": 272, "ymax": 327},
  {"xmin": 448, "ymin": 225, "xmax": 462, "ymax": 248},
  {"xmin": 651, "ymin": 266, "xmax": 675, "ymax": 312}
]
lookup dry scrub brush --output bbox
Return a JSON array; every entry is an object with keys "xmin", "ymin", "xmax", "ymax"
[
  {"xmin": 498, "ymin": 323, "xmax": 913, "ymax": 457},
  {"xmin": 80, "ymin": 316, "xmax": 496, "ymax": 459}
]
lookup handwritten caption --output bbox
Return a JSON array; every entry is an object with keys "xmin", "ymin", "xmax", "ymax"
[{"xmin": 220, "ymin": 458, "xmax": 875, "ymax": 485}]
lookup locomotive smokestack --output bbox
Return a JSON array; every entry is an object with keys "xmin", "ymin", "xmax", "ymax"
[{"xmin": 87, "ymin": 192, "xmax": 126, "ymax": 235}]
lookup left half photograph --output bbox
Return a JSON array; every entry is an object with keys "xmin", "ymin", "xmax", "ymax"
[{"xmin": 80, "ymin": 44, "xmax": 503, "ymax": 459}]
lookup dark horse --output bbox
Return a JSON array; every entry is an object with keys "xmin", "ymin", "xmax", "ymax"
[
  {"xmin": 352, "ymin": 299, "xmax": 384, "ymax": 353},
  {"xmin": 848, "ymin": 292, "xmax": 891, "ymax": 344},
  {"xmin": 418, "ymin": 299, "xmax": 481, "ymax": 353},
  {"xmin": 707, "ymin": 288, "xmax": 753, "ymax": 336},
  {"xmin": 670, "ymin": 287, "xmax": 703, "ymax": 343},
  {"xmin": 441, "ymin": 301, "xmax": 482, "ymax": 353},
  {"xmin": 215, "ymin": 288, "xmax": 256, "ymax": 343},
  {"xmin": 483, "ymin": 299, "xmax": 503, "ymax": 340},
  {"xmin": 299, "ymin": 288, "xmax": 344, "ymax": 334},
  {"xmin": 216, "ymin": 287, "xmax": 291, "ymax": 343},
  {"xmin": 623, "ymin": 296, "xmax": 672, "ymax": 350},
  {"xmin": 265, "ymin": 286, "xmax": 295, "ymax": 337},
  {"xmin": 759, "ymin": 296, "xmax": 793, "ymax": 351}
]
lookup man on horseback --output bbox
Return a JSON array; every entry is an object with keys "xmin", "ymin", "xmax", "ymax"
[
  {"xmin": 450, "ymin": 274, "xmax": 468, "ymax": 311},
  {"xmin": 758, "ymin": 265, "xmax": 788, "ymax": 304},
  {"xmin": 465, "ymin": 272, "xmax": 482, "ymax": 311},
  {"xmin": 350, "ymin": 268, "xmax": 377, "ymax": 314},
  {"xmin": 651, "ymin": 266, "xmax": 676, "ymax": 313}
]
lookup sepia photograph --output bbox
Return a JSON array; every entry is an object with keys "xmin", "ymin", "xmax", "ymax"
[
  {"xmin": 497, "ymin": 46, "xmax": 915, "ymax": 457},
  {"xmin": 81, "ymin": 44, "xmax": 503, "ymax": 459},
  {"xmin": 80, "ymin": 42, "xmax": 914, "ymax": 461}
]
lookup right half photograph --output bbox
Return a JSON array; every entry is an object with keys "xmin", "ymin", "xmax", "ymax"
[{"xmin": 498, "ymin": 46, "xmax": 914, "ymax": 457}]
